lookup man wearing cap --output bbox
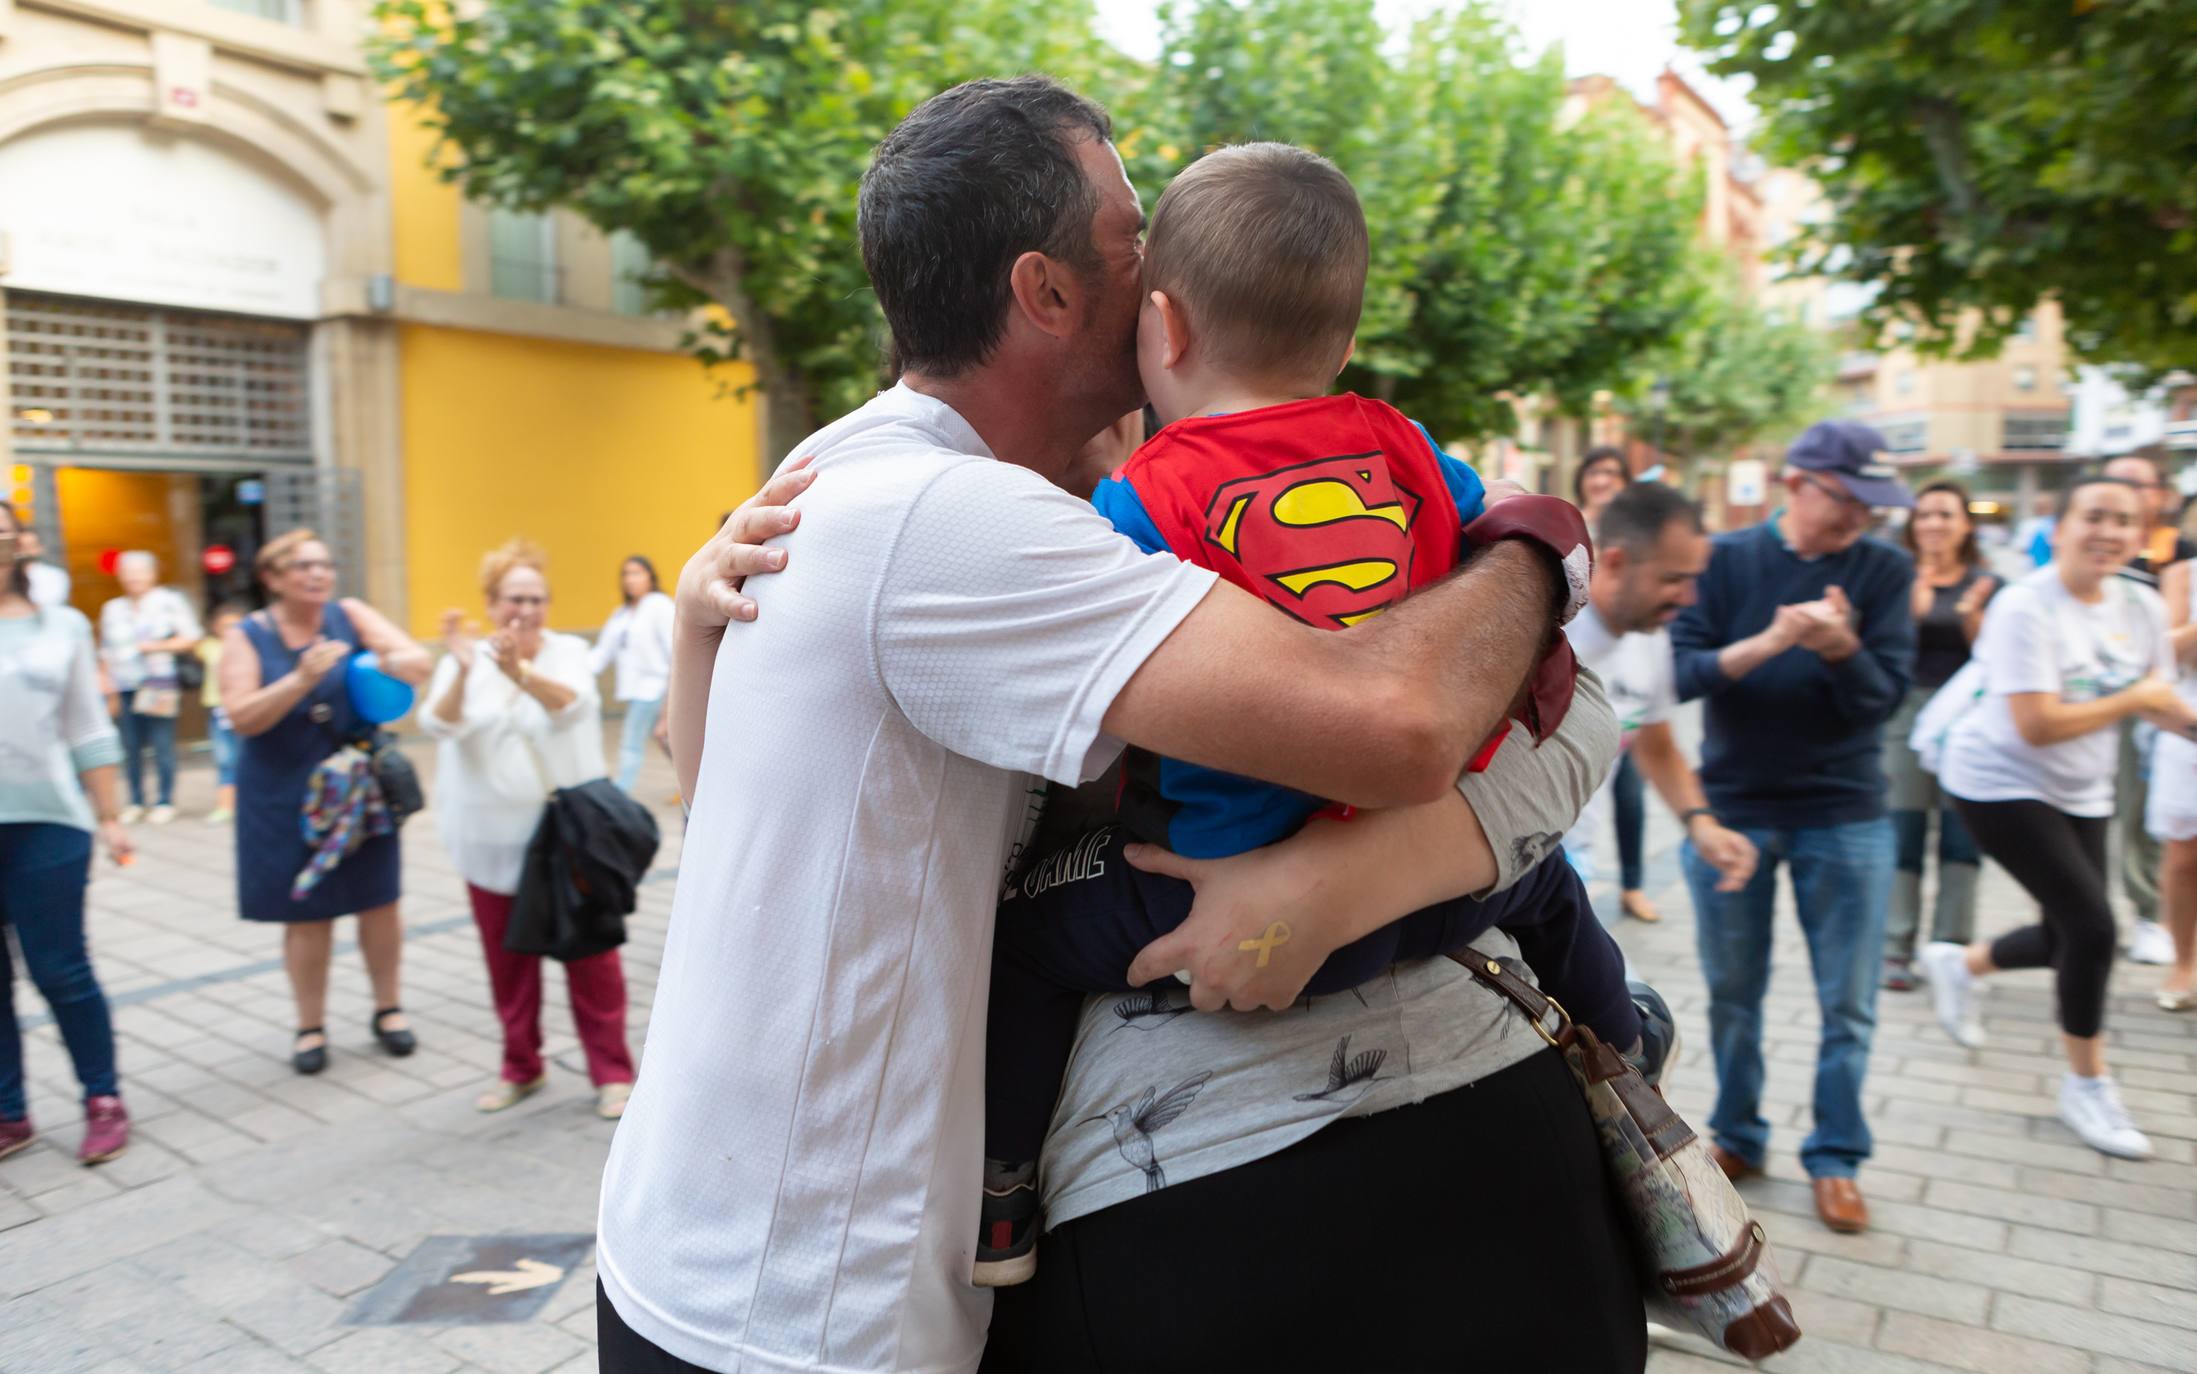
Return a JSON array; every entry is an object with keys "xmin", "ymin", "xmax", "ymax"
[{"xmin": 1669, "ymin": 420, "xmax": 1917, "ymax": 1235}]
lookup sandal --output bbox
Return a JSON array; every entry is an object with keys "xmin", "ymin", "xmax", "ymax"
[
  {"xmin": 1620, "ymin": 890, "xmax": 1663, "ymax": 924},
  {"xmin": 293, "ymin": 1028, "xmax": 328, "ymax": 1076},
  {"xmin": 596, "ymin": 1082, "xmax": 634, "ymax": 1120},
  {"xmin": 371, "ymin": 1008, "xmax": 417, "ymax": 1058},
  {"xmin": 476, "ymin": 1076, "xmax": 547, "ymax": 1113}
]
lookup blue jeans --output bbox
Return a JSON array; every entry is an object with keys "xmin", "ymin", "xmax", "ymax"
[
  {"xmin": 615, "ymin": 697, "xmax": 664, "ymax": 794},
  {"xmin": 1612, "ymin": 751, "xmax": 1647, "ymax": 890},
  {"xmin": 209, "ymin": 707, "xmax": 240, "ymax": 788},
  {"xmin": 1682, "ymin": 816, "xmax": 1894, "ymax": 1180},
  {"xmin": 115, "ymin": 689, "xmax": 177, "ymax": 807},
  {"xmin": 0, "ymin": 824, "xmax": 118, "ymax": 1118}
]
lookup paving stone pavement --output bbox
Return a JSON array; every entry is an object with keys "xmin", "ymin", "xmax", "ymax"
[{"xmin": 4, "ymin": 712, "xmax": 2196, "ymax": 1373}]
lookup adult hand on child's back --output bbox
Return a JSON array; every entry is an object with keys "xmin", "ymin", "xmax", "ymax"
[{"xmin": 1123, "ymin": 841, "xmax": 1334, "ymax": 1013}]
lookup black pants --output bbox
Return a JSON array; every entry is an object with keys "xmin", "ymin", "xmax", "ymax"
[
  {"xmin": 980, "ymin": 1047, "xmax": 1647, "ymax": 1373},
  {"xmin": 986, "ymin": 828, "xmax": 1634, "ymax": 1161},
  {"xmin": 599, "ymin": 1280, "xmax": 711, "ymax": 1373},
  {"xmin": 1949, "ymin": 795, "xmax": 2115, "ymax": 1038}
]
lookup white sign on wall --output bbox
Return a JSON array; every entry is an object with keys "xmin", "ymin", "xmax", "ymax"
[
  {"xmin": 0, "ymin": 122, "xmax": 326, "ymax": 318},
  {"xmin": 1727, "ymin": 458, "xmax": 1768, "ymax": 506}
]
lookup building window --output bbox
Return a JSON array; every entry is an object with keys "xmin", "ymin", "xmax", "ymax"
[
  {"xmin": 1896, "ymin": 371, "xmax": 1915, "ymax": 397},
  {"xmin": 2003, "ymin": 413, "xmax": 2067, "ymax": 451},
  {"xmin": 6, "ymin": 292, "xmax": 312, "ymax": 460},
  {"xmin": 2013, "ymin": 315, "xmax": 2038, "ymax": 342},
  {"xmin": 206, "ymin": 0, "xmax": 301, "ymax": 21},
  {"xmin": 2015, "ymin": 365, "xmax": 2037, "ymax": 391},
  {"xmin": 1879, "ymin": 419, "xmax": 1928, "ymax": 454},
  {"xmin": 489, "ymin": 209, "xmax": 559, "ymax": 304},
  {"xmin": 611, "ymin": 230, "xmax": 654, "ymax": 316}
]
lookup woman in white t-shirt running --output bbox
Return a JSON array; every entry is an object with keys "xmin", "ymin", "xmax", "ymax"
[
  {"xmin": 2143, "ymin": 557, "xmax": 2197, "ymax": 1011},
  {"xmin": 1928, "ymin": 477, "xmax": 2197, "ymax": 1160}
]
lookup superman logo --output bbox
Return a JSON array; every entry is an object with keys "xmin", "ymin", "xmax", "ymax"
[{"xmin": 1204, "ymin": 451, "xmax": 1424, "ymax": 628}]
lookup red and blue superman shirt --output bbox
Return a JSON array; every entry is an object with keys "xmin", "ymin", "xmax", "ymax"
[{"xmin": 1091, "ymin": 392, "xmax": 1487, "ymax": 858}]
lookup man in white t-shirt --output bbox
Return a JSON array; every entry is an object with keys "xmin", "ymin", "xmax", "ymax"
[
  {"xmin": 1562, "ymin": 483, "xmax": 1756, "ymax": 898},
  {"xmin": 594, "ymin": 78, "xmax": 1597, "ymax": 1374}
]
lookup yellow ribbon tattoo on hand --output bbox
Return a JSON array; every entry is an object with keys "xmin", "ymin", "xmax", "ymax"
[{"xmin": 1237, "ymin": 921, "xmax": 1293, "ymax": 969}]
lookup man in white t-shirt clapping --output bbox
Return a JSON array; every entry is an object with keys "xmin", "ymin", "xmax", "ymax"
[
  {"xmin": 1562, "ymin": 483, "xmax": 1756, "ymax": 898},
  {"xmin": 593, "ymin": 77, "xmax": 1604, "ymax": 1374}
]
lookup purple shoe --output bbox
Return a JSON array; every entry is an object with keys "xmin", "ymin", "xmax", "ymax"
[
  {"xmin": 78, "ymin": 1096, "xmax": 128, "ymax": 1165},
  {"xmin": 0, "ymin": 1116, "xmax": 32, "ymax": 1162}
]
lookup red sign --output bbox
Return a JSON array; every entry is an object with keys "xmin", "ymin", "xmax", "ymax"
[
  {"xmin": 98, "ymin": 548, "xmax": 121, "ymax": 576},
  {"xmin": 202, "ymin": 544, "xmax": 237, "ymax": 576}
]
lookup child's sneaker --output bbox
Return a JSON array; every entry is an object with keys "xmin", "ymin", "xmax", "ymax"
[
  {"xmin": 1624, "ymin": 979, "xmax": 1679, "ymax": 1089},
  {"xmin": 973, "ymin": 1158, "xmax": 1039, "ymax": 1287}
]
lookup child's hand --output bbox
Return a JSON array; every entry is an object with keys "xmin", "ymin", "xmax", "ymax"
[
  {"xmin": 1482, "ymin": 479, "xmax": 1530, "ymax": 506},
  {"xmin": 1122, "ymin": 841, "xmax": 1335, "ymax": 1012}
]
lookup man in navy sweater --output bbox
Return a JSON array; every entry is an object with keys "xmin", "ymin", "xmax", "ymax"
[{"xmin": 1670, "ymin": 421, "xmax": 1916, "ymax": 1236}]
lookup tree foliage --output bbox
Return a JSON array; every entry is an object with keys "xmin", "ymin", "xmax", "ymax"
[
  {"xmin": 370, "ymin": 0, "xmax": 1112, "ymax": 463},
  {"xmin": 1678, "ymin": 0, "xmax": 2197, "ymax": 374},
  {"xmin": 373, "ymin": 0, "xmax": 1803, "ymax": 465},
  {"xmin": 1610, "ymin": 256, "xmax": 1836, "ymax": 461}
]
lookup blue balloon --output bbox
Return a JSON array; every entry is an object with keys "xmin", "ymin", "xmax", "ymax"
[{"xmin": 346, "ymin": 651, "xmax": 416, "ymax": 725}]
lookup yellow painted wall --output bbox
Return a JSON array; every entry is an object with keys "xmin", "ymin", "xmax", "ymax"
[
  {"xmin": 397, "ymin": 323, "xmax": 758, "ymax": 637},
  {"xmin": 384, "ymin": 103, "xmax": 463, "ymax": 292}
]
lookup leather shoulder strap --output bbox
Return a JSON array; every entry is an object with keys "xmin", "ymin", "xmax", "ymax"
[{"xmin": 1449, "ymin": 948, "xmax": 1574, "ymax": 1049}]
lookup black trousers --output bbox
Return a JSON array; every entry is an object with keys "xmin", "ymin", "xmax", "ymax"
[
  {"xmin": 980, "ymin": 1048, "xmax": 1648, "ymax": 1374},
  {"xmin": 1949, "ymin": 795, "xmax": 2116, "ymax": 1038},
  {"xmin": 599, "ymin": 1281, "xmax": 711, "ymax": 1373}
]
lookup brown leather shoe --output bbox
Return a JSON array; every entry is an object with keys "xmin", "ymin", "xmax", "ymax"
[
  {"xmin": 1814, "ymin": 1177, "xmax": 1869, "ymax": 1234},
  {"xmin": 1710, "ymin": 1145, "xmax": 1761, "ymax": 1182}
]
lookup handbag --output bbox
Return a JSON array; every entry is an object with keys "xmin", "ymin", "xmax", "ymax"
[
  {"xmin": 1453, "ymin": 948, "xmax": 1802, "ymax": 1360},
  {"xmin": 368, "ymin": 736, "xmax": 424, "ymax": 827}
]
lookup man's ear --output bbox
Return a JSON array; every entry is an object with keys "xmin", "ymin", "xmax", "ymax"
[
  {"xmin": 1151, "ymin": 290, "xmax": 1192, "ymax": 371},
  {"xmin": 1008, "ymin": 250, "xmax": 1082, "ymax": 342},
  {"xmin": 1336, "ymin": 337, "xmax": 1356, "ymax": 375}
]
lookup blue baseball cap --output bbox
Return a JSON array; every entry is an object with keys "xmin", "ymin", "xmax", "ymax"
[{"xmin": 1787, "ymin": 420, "xmax": 1913, "ymax": 509}]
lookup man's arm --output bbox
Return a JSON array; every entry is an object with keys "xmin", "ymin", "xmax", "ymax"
[
  {"xmin": 1122, "ymin": 670, "xmax": 1619, "ymax": 1009},
  {"xmin": 1630, "ymin": 719, "xmax": 1757, "ymax": 892},
  {"xmin": 1810, "ymin": 574, "xmax": 1916, "ymax": 728},
  {"xmin": 665, "ymin": 460, "xmax": 819, "ymax": 803},
  {"xmin": 1103, "ymin": 538, "xmax": 1562, "ymax": 809}
]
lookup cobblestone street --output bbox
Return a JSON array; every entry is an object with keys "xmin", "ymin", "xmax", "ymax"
[{"xmin": 4, "ymin": 720, "xmax": 2196, "ymax": 1373}]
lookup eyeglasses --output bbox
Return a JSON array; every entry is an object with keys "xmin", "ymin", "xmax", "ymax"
[
  {"xmin": 1802, "ymin": 474, "xmax": 1872, "ymax": 512},
  {"xmin": 286, "ymin": 559, "xmax": 338, "ymax": 574}
]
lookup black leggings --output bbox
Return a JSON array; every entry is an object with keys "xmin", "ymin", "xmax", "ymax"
[
  {"xmin": 1949, "ymin": 795, "xmax": 2115, "ymax": 1038},
  {"xmin": 979, "ymin": 1048, "xmax": 1647, "ymax": 1373}
]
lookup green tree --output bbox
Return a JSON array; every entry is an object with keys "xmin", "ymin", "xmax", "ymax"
[
  {"xmin": 371, "ymin": 0, "xmax": 1110, "ymax": 469},
  {"xmin": 1610, "ymin": 257, "xmax": 1836, "ymax": 463},
  {"xmin": 1143, "ymin": 0, "xmax": 1709, "ymax": 440},
  {"xmin": 1678, "ymin": 0, "xmax": 2197, "ymax": 373}
]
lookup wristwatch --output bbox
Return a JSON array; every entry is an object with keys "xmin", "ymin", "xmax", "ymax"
[{"xmin": 1680, "ymin": 807, "xmax": 1716, "ymax": 827}]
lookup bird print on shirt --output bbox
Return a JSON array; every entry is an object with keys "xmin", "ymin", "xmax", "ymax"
[
  {"xmin": 1079, "ymin": 1071, "xmax": 1213, "ymax": 1192},
  {"xmin": 1292, "ymin": 1034, "xmax": 1391, "ymax": 1103},
  {"xmin": 1110, "ymin": 988, "xmax": 1194, "ymax": 1031}
]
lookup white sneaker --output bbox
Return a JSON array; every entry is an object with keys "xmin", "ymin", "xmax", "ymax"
[
  {"xmin": 2129, "ymin": 920, "xmax": 2175, "ymax": 966},
  {"xmin": 117, "ymin": 805, "xmax": 144, "ymax": 825},
  {"xmin": 147, "ymin": 805, "xmax": 176, "ymax": 826},
  {"xmin": 2059, "ymin": 1073, "xmax": 2154, "ymax": 1160},
  {"xmin": 1920, "ymin": 942, "xmax": 1987, "ymax": 1048}
]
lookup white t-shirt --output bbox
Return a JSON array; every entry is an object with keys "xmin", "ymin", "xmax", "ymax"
[
  {"xmin": 1940, "ymin": 566, "xmax": 2171, "ymax": 818},
  {"xmin": 594, "ymin": 384, "xmax": 1217, "ymax": 1374},
  {"xmin": 97, "ymin": 587, "xmax": 202, "ymax": 691},
  {"xmin": 1559, "ymin": 602, "xmax": 1675, "ymax": 881},
  {"xmin": 417, "ymin": 632, "xmax": 606, "ymax": 894},
  {"xmin": 26, "ymin": 561, "xmax": 70, "ymax": 611},
  {"xmin": 592, "ymin": 590, "xmax": 675, "ymax": 702}
]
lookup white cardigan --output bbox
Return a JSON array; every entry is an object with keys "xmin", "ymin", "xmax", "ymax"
[{"xmin": 418, "ymin": 632, "xmax": 605, "ymax": 895}]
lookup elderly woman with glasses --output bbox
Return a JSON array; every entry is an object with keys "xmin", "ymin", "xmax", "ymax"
[
  {"xmin": 218, "ymin": 530, "xmax": 431, "ymax": 1075},
  {"xmin": 97, "ymin": 550, "xmax": 201, "ymax": 825}
]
